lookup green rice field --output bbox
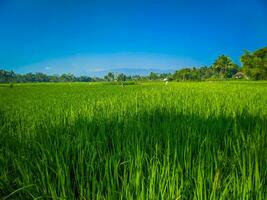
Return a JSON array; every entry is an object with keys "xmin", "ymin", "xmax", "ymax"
[{"xmin": 0, "ymin": 81, "xmax": 267, "ymax": 199}]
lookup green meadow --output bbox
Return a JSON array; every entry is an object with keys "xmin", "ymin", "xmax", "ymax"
[{"xmin": 0, "ymin": 81, "xmax": 267, "ymax": 199}]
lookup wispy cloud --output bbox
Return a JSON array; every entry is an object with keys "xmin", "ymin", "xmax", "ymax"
[{"xmin": 16, "ymin": 52, "xmax": 203, "ymax": 76}]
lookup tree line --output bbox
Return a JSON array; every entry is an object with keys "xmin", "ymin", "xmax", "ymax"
[
  {"xmin": 1, "ymin": 47, "xmax": 266, "ymax": 83},
  {"xmin": 171, "ymin": 47, "xmax": 266, "ymax": 81},
  {"xmin": 0, "ymin": 71, "xmax": 95, "ymax": 83}
]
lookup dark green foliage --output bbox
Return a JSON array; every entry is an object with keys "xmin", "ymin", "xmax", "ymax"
[
  {"xmin": 104, "ymin": 72, "xmax": 115, "ymax": 82},
  {"xmin": 117, "ymin": 73, "xmax": 127, "ymax": 82},
  {"xmin": 241, "ymin": 47, "xmax": 267, "ymax": 80},
  {"xmin": 173, "ymin": 67, "xmax": 202, "ymax": 81},
  {"xmin": 148, "ymin": 72, "xmax": 159, "ymax": 80},
  {"xmin": 212, "ymin": 55, "xmax": 239, "ymax": 78},
  {"xmin": 0, "ymin": 70, "xmax": 16, "ymax": 83},
  {"xmin": 0, "ymin": 70, "xmax": 94, "ymax": 83},
  {"xmin": 172, "ymin": 56, "xmax": 239, "ymax": 81}
]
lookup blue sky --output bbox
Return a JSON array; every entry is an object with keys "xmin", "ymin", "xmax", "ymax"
[{"xmin": 0, "ymin": 0, "xmax": 267, "ymax": 76}]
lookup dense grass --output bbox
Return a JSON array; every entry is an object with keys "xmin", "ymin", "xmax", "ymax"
[{"xmin": 0, "ymin": 82, "xmax": 267, "ymax": 199}]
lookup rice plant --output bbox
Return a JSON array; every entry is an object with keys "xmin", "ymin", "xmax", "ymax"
[{"xmin": 0, "ymin": 81, "xmax": 266, "ymax": 199}]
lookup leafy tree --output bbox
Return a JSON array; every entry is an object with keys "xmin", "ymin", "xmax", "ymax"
[
  {"xmin": 212, "ymin": 55, "xmax": 238, "ymax": 78},
  {"xmin": 159, "ymin": 73, "xmax": 172, "ymax": 79},
  {"xmin": 60, "ymin": 73, "xmax": 76, "ymax": 82},
  {"xmin": 0, "ymin": 69, "xmax": 95, "ymax": 83},
  {"xmin": 241, "ymin": 47, "xmax": 267, "ymax": 80},
  {"xmin": 0, "ymin": 70, "xmax": 16, "ymax": 83},
  {"xmin": 117, "ymin": 73, "xmax": 127, "ymax": 82},
  {"xmin": 172, "ymin": 68, "xmax": 201, "ymax": 81},
  {"xmin": 78, "ymin": 76, "xmax": 92, "ymax": 82},
  {"xmin": 104, "ymin": 72, "xmax": 115, "ymax": 82},
  {"xmin": 35, "ymin": 73, "xmax": 49, "ymax": 82},
  {"xmin": 131, "ymin": 75, "xmax": 143, "ymax": 81},
  {"xmin": 49, "ymin": 75, "xmax": 60, "ymax": 82},
  {"xmin": 148, "ymin": 72, "xmax": 158, "ymax": 80}
]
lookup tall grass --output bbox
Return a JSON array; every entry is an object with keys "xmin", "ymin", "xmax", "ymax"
[{"xmin": 0, "ymin": 82, "xmax": 266, "ymax": 199}]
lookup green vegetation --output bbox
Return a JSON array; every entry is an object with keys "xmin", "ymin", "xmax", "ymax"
[
  {"xmin": 1, "ymin": 47, "xmax": 267, "ymax": 83},
  {"xmin": 241, "ymin": 48, "xmax": 267, "ymax": 80},
  {"xmin": 0, "ymin": 82, "xmax": 266, "ymax": 199}
]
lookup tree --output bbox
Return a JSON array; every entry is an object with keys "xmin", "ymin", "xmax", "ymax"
[
  {"xmin": 212, "ymin": 55, "xmax": 238, "ymax": 78},
  {"xmin": 60, "ymin": 73, "xmax": 76, "ymax": 82},
  {"xmin": 0, "ymin": 69, "xmax": 95, "ymax": 83},
  {"xmin": 0, "ymin": 70, "xmax": 16, "ymax": 83},
  {"xmin": 78, "ymin": 76, "xmax": 92, "ymax": 82},
  {"xmin": 172, "ymin": 68, "xmax": 201, "ymax": 81},
  {"xmin": 24, "ymin": 73, "xmax": 36, "ymax": 82},
  {"xmin": 241, "ymin": 47, "xmax": 267, "ymax": 80},
  {"xmin": 104, "ymin": 72, "xmax": 115, "ymax": 82},
  {"xmin": 132, "ymin": 75, "xmax": 142, "ymax": 80},
  {"xmin": 148, "ymin": 72, "xmax": 158, "ymax": 80},
  {"xmin": 35, "ymin": 73, "xmax": 49, "ymax": 82},
  {"xmin": 49, "ymin": 74, "xmax": 60, "ymax": 82},
  {"xmin": 117, "ymin": 73, "xmax": 127, "ymax": 82},
  {"xmin": 159, "ymin": 73, "xmax": 171, "ymax": 79}
]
